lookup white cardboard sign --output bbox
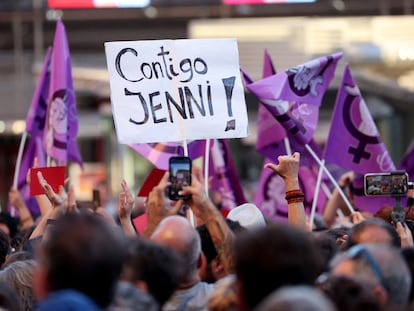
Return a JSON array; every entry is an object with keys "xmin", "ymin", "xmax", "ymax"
[{"xmin": 105, "ymin": 38, "xmax": 248, "ymax": 144}]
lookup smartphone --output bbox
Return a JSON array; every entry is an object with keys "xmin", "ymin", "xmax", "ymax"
[
  {"xmin": 168, "ymin": 156, "xmax": 192, "ymax": 201},
  {"xmin": 92, "ymin": 189, "xmax": 101, "ymax": 211},
  {"xmin": 364, "ymin": 171, "xmax": 409, "ymax": 197}
]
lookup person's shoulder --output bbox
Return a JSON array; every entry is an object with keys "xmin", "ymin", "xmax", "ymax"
[{"xmin": 35, "ymin": 290, "xmax": 100, "ymax": 311}]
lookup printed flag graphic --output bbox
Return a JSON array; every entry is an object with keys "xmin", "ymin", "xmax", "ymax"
[
  {"xmin": 44, "ymin": 19, "xmax": 82, "ymax": 166},
  {"xmin": 246, "ymin": 52, "xmax": 342, "ymax": 145},
  {"xmin": 209, "ymin": 139, "xmax": 247, "ymax": 213},
  {"xmin": 324, "ymin": 65, "xmax": 395, "ymax": 174},
  {"xmin": 324, "ymin": 65, "xmax": 396, "ymax": 213}
]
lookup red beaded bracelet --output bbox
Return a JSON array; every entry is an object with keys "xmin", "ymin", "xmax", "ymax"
[{"xmin": 285, "ymin": 190, "xmax": 304, "ymax": 204}]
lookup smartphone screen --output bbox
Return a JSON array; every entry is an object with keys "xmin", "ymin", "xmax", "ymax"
[
  {"xmin": 168, "ymin": 156, "xmax": 192, "ymax": 201},
  {"xmin": 364, "ymin": 172, "xmax": 408, "ymax": 196}
]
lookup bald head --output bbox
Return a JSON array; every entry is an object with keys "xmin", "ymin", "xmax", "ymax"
[{"xmin": 151, "ymin": 216, "xmax": 201, "ymax": 283}]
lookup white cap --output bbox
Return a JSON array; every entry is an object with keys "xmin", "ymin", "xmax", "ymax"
[{"xmin": 226, "ymin": 203, "xmax": 266, "ymax": 230}]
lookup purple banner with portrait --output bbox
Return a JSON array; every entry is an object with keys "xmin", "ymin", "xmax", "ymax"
[
  {"xmin": 209, "ymin": 139, "xmax": 247, "ymax": 213},
  {"xmin": 44, "ymin": 20, "xmax": 82, "ymax": 166},
  {"xmin": 324, "ymin": 65, "xmax": 395, "ymax": 175},
  {"xmin": 246, "ymin": 52, "xmax": 342, "ymax": 145}
]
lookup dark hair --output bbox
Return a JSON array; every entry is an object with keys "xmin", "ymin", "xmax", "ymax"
[
  {"xmin": 0, "ymin": 230, "xmax": 10, "ymax": 267},
  {"xmin": 123, "ymin": 237, "xmax": 182, "ymax": 308},
  {"xmin": 42, "ymin": 213, "xmax": 126, "ymax": 308},
  {"xmin": 401, "ymin": 247, "xmax": 414, "ymax": 302},
  {"xmin": 0, "ymin": 212, "xmax": 19, "ymax": 239},
  {"xmin": 345, "ymin": 217, "xmax": 401, "ymax": 249},
  {"xmin": 317, "ymin": 274, "xmax": 382, "ymax": 311},
  {"xmin": 197, "ymin": 219, "xmax": 245, "ymax": 263},
  {"xmin": 311, "ymin": 231, "xmax": 339, "ymax": 273},
  {"xmin": 235, "ymin": 222, "xmax": 322, "ymax": 310}
]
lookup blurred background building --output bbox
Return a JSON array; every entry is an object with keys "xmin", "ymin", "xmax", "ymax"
[{"xmin": 0, "ymin": 0, "xmax": 413, "ymax": 207}]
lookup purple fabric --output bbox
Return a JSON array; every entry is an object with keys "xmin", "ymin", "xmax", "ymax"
[
  {"xmin": 26, "ymin": 47, "xmax": 52, "ymax": 137},
  {"xmin": 209, "ymin": 139, "xmax": 247, "ymax": 212},
  {"xmin": 352, "ymin": 173, "xmax": 396, "ymax": 214},
  {"xmin": 129, "ymin": 140, "xmax": 207, "ymax": 170},
  {"xmin": 255, "ymin": 51, "xmax": 287, "ymax": 156},
  {"xmin": 324, "ymin": 65, "xmax": 395, "ymax": 175},
  {"xmin": 12, "ymin": 137, "xmax": 46, "ymax": 216},
  {"xmin": 44, "ymin": 20, "xmax": 82, "ymax": 166},
  {"xmin": 246, "ymin": 52, "xmax": 342, "ymax": 145},
  {"xmin": 398, "ymin": 141, "xmax": 414, "ymax": 181}
]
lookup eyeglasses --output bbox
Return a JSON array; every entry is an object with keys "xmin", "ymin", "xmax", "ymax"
[{"xmin": 347, "ymin": 244, "xmax": 389, "ymax": 292}]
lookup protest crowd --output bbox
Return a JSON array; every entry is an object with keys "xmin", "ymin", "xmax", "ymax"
[{"xmin": 2, "ymin": 18, "xmax": 414, "ymax": 311}]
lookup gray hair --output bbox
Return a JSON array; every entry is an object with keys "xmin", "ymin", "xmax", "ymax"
[
  {"xmin": 255, "ymin": 285, "xmax": 336, "ymax": 311},
  {"xmin": 0, "ymin": 259, "xmax": 36, "ymax": 311},
  {"xmin": 330, "ymin": 243, "xmax": 411, "ymax": 308}
]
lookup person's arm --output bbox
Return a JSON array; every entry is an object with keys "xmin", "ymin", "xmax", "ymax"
[
  {"xmin": 8, "ymin": 187, "xmax": 34, "ymax": 229},
  {"xmin": 143, "ymin": 172, "xmax": 181, "ymax": 238},
  {"xmin": 29, "ymin": 172, "xmax": 65, "ymax": 240},
  {"xmin": 117, "ymin": 180, "xmax": 137, "ymax": 237},
  {"xmin": 265, "ymin": 152, "xmax": 306, "ymax": 230},
  {"xmin": 181, "ymin": 167, "xmax": 235, "ymax": 274},
  {"xmin": 323, "ymin": 171, "xmax": 354, "ymax": 228}
]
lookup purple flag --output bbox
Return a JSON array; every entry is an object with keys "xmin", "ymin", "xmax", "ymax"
[
  {"xmin": 44, "ymin": 20, "xmax": 82, "ymax": 166},
  {"xmin": 324, "ymin": 65, "xmax": 395, "ymax": 175},
  {"xmin": 26, "ymin": 47, "xmax": 52, "ymax": 137},
  {"xmin": 12, "ymin": 136, "xmax": 46, "ymax": 216},
  {"xmin": 255, "ymin": 50, "xmax": 287, "ymax": 157},
  {"xmin": 130, "ymin": 140, "xmax": 208, "ymax": 170},
  {"xmin": 246, "ymin": 52, "xmax": 343, "ymax": 145},
  {"xmin": 398, "ymin": 141, "xmax": 414, "ymax": 181},
  {"xmin": 209, "ymin": 139, "xmax": 247, "ymax": 213},
  {"xmin": 324, "ymin": 65, "xmax": 397, "ymax": 214}
]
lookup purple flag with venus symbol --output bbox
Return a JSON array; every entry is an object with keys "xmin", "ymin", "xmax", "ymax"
[{"xmin": 324, "ymin": 65, "xmax": 396, "ymax": 214}]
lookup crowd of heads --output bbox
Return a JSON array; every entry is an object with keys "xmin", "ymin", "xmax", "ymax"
[{"xmin": 1, "ymin": 155, "xmax": 414, "ymax": 311}]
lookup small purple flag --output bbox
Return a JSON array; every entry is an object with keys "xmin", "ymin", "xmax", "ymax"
[
  {"xmin": 13, "ymin": 136, "xmax": 46, "ymax": 216},
  {"xmin": 398, "ymin": 141, "xmax": 414, "ymax": 181},
  {"xmin": 44, "ymin": 20, "xmax": 82, "ymax": 167},
  {"xmin": 246, "ymin": 52, "xmax": 343, "ymax": 145},
  {"xmin": 26, "ymin": 47, "xmax": 52, "ymax": 137},
  {"xmin": 130, "ymin": 140, "xmax": 208, "ymax": 170},
  {"xmin": 255, "ymin": 50, "xmax": 287, "ymax": 157},
  {"xmin": 209, "ymin": 139, "xmax": 247, "ymax": 212},
  {"xmin": 324, "ymin": 65, "xmax": 395, "ymax": 175}
]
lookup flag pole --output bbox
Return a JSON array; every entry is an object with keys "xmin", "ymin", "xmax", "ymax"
[
  {"xmin": 305, "ymin": 144, "xmax": 355, "ymax": 214},
  {"xmin": 283, "ymin": 137, "xmax": 292, "ymax": 156},
  {"xmin": 13, "ymin": 131, "xmax": 28, "ymax": 189},
  {"xmin": 204, "ymin": 139, "xmax": 210, "ymax": 194},
  {"xmin": 309, "ymin": 159, "xmax": 325, "ymax": 228}
]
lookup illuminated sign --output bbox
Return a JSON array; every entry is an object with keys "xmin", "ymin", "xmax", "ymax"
[
  {"xmin": 223, "ymin": 0, "xmax": 316, "ymax": 4},
  {"xmin": 48, "ymin": 0, "xmax": 150, "ymax": 8}
]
